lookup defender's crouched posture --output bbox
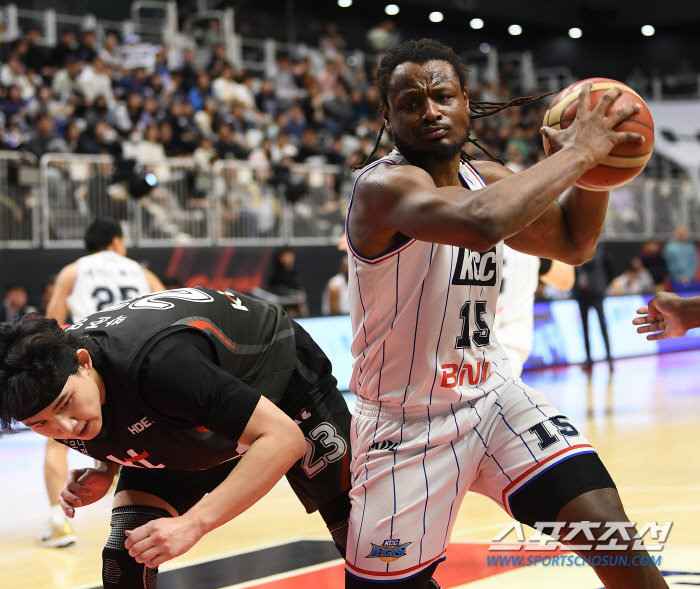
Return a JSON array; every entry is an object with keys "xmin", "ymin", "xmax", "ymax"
[{"xmin": 0, "ymin": 287, "xmax": 352, "ymax": 588}]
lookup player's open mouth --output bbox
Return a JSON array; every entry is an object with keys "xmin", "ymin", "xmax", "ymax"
[{"xmin": 77, "ymin": 422, "xmax": 90, "ymax": 437}]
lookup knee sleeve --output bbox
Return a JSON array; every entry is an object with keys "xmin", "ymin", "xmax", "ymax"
[
  {"xmin": 102, "ymin": 505, "xmax": 172, "ymax": 589},
  {"xmin": 319, "ymin": 491, "xmax": 351, "ymax": 558}
]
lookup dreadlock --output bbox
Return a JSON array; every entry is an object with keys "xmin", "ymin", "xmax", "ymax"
[{"xmin": 354, "ymin": 38, "xmax": 554, "ymax": 170}]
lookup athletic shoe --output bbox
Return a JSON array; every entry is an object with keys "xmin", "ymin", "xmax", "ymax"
[{"xmin": 38, "ymin": 521, "xmax": 77, "ymax": 548}]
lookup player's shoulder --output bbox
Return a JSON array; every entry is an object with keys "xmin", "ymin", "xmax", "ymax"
[
  {"xmin": 469, "ymin": 160, "xmax": 514, "ymax": 184},
  {"xmin": 356, "ymin": 160, "xmax": 434, "ymax": 195}
]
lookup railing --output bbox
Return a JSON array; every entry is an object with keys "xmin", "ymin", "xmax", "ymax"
[
  {"xmin": 0, "ymin": 154, "xmax": 694, "ymax": 248},
  {"xmin": 36, "ymin": 154, "xmax": 343, "ymax": 248},
  {"xmin": 40, "ymin": 154, "xmax": 214, "ymax": 248},
  {"xmin": 603, "ymin": 178, "xmax": 700, "ymax": 242},
  {"xmin": 213, "ymin": 160, "xmax": 344, "ymax": 246},
  {"xmin": 0, "ymin": 151, "xmax": 40, "ymax": 249}
]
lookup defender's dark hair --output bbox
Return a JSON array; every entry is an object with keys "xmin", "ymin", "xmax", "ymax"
[
  {"xmin": 0, "ymin": 316, "xmax": 103, "ymax": 433},
  {"xmin": 84, "ymin": 219, "xmax": 123, "ymax": 253},
  {"xmin": 358, "ymin": 38, "xmax": 552, "ymax": 169}
]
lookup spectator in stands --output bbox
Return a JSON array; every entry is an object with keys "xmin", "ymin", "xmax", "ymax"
[
  {"xmin": 188, "ymin": 71, "xmax": 212, "ymax": 112},
  {"xmin": 266, "ymin": 247, "xmax": 309, "ymax": 318},
  {"xmin": 3, "ymin": 85, "xmax": 30, "ymax": 130},
  {"xmin": 270, "ymin": 131, "xmax": 298, "ymax": 163},
  {"xmin": 206, "ymin": 43, "xmax": 229, "ymax": 79},
  {"xmin": 366, "ymin": 20, "xmax": 401, "ymax": 53},
  {"xmin": 24, "ymin": 113, "xmax": 69, "ymax": 160},
  {"xmin": 664, "ymin": 224, "xmax": 698, "ymax": 285},
  {"xmin": 212, "ymin": 64, "xmax": 240, "ymax": 107},
  {"xmin": 1, "ymin": 55, "xmax": 37, "ymax": 100},
  {"xmin": 256, "ymin": 79, "xmax": 281, "ymax": 118},
  {"xmin": 52, "ymin": 55, "xmax": 84, "ymax": 99},
  {"xmin": 214, "ymin": 122, "xmax": 250, "ymax": 160},
  {"xmin": 84, "ymin": 94, "xmax": 116, "ymax": 129},
  {"xmin": 77, "ymin": 29, "xmax": 98, "ymax": 64},
  {"xmin": 323, "ymin": 80, "xmax": 355, "ymax": 135},
  {"xmin": 295, "ymin": 128, "xmax": 323, "ymax": 163},
  {"xmin": 607, "ymin": 257, "xmax": 655, "ymax": 296},
  {"xmin": 98, "ymin": 31, "xmax": 121, "ymax": 69},
  {"xmin": 78, "ymin": 120, "xmax": 121, "ymax": 158},
  {"xmin": 114, "ymin": 91, "xmax": 143, "ymax": 136},
  {"xmin": 23, "ymin": 26, "xmax": 48, "ymax": 78},
  {"xmin": 64, "ymin": 121, "xmax": 82, "ymax": 153},
  {"xmin": 0, "ymin": 284, "xmax": 37, "ymax": 322},
  {"xmin": 47, "ymin": 29, "xmax": 78, "ymax": 75},
  {"xmin": 77, "ymin": 55, "xmax": 114, "ymax": 107},
  {"xmin": 640, "ymin": 240, "xmax": 668, "ymax": 289},
  {"xmin": 284, "ymin": 103, "xmax": 307, "ymax": 142}
]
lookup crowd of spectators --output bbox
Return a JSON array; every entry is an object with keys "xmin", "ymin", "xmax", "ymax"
[{"xmin": 0, "ymin": 21, "xmax": 550, "ymax": 187}]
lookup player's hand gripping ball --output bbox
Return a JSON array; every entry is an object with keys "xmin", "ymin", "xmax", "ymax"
[{"xmin": 543, "ymin": 77, "xmax": 655, "ymax": 191}]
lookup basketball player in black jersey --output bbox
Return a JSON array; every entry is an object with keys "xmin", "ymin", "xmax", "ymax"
[{"xmin": 0, "ymin": 287, "xmax": 352, "ymax": 588}]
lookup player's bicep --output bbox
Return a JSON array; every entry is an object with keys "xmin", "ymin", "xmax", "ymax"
[
  {"xmin": 357, "ymin": 168, "xmax": 484, "ymax": 245},
  {"xmin": 237, "ymin": 395, "xmax": 299, "ymax": 448}
]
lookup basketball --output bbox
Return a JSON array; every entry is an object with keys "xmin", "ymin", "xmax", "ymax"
[{"xmin": 542, "ymin": 77, "xmax": 655, "ymax": 191}]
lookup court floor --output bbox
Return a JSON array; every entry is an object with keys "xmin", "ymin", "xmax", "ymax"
[{"xmin": 2, "ymin": 350, "xmax": 700, "ymax": 589}]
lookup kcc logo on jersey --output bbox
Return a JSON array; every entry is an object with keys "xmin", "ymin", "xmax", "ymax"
[
  {"xmin": 366, "ymin": 539, "xmax": 412, "ymax": 562},
  {"xmin": 452, "ymin": 247, "xmax": 497, "ymax": 286}
]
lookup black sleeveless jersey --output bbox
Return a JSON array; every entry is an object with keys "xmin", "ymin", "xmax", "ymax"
[{"xmin": 58, "ymin": 287, "xmax": 298, "ymax": 471}]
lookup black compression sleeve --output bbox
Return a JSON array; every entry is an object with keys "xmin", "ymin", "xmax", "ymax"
[
  {"xmin": 138, "ymin": 331, "xmax": 261, "ymax": 444},
  {"xmin": 539, "ymin": 258, "xmax": 553, "ymax": 276}
]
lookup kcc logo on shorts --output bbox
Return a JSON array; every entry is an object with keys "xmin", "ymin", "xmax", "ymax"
[{"xmin": 366, "ymin": 539, "xmax": 412, "ymax": 562}]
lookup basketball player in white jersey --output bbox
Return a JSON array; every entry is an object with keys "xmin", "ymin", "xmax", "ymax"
[
  {"xmin": 344, "ymin": 40, "xmax": 665, "ymax": 588},
  {"xmin": 496, "ymin": 246, "xmax": 574, "ymax": 377},
  {"xmin": 40, "ymin": 219, "xmax": 164, "ymax": 547}
]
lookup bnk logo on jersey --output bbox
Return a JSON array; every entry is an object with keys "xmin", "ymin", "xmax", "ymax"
[
  {"xmin": 366, "ymin": 539, "xmax": 412, "ymax": 562},
  {"xmin": 452, "ymin": 247, "xmax": 497, "ymax": 286}
]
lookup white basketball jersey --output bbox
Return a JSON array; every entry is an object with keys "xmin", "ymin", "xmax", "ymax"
[
  {"xmin": 67, "ymin": 250, "xmax": 153, "ymax": 321},
  {"xmin": 347, "ymin": 150, "xmax": 511, "ymax": 408},
  {"xmin": 494, "ymin": 245, "xmax": 541, "ymax": 355}
]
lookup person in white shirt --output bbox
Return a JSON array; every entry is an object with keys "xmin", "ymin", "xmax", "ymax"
[
  {"xmin": 40, "ymin": 219, "xmax": 163, "ymax": 547},
  {"xmin": 495, "ymin": 246, "xmax": 575, "ymax": 377},
  {"xmin": 77, "ymin": 55, "xmax": 115, "ymax": 106}
]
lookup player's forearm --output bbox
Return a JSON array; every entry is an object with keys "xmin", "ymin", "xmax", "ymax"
[
  {"xmin": 555, "ymin": 186, "xmax": 610, "ymax": 261},
  {"xmin": 679, "ymin": 296, "xmax": 700, "ymax": 332},
  {"xmin": 457, "ymin": 146, "xmax": 594, "ymax": 245},
  {"xmin": 181, "ymin": 428, "xmax": 306, "ymax": 537}
]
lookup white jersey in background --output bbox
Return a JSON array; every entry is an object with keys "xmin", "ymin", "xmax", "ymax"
[
  {"xmin": 67, "ymin": 250, "xmax": 153, "ymax": 321},
  {"xmin": 494, "ymin": 245, "xmax": 541, "ymax": 377},
  {"xmin": 347, "ymin": 150, "xmax": 510, "ymax": 409}
]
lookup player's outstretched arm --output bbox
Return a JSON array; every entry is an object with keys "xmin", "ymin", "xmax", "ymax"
[
  {"xmin": 353, "ymin": 85, "xmax": 643, "ymax": 258},
  {"xmin": 633, "ymin": 292, "xmax": 700, "ymax": 340},
  {"xmin": 123, "ymin": 396, "xmax": 306, "ymax": 568}
]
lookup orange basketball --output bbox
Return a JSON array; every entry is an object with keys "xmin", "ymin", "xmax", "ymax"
[{"xmin": 542, "ymin": 77, "xmax": 654, "ymax": 191}]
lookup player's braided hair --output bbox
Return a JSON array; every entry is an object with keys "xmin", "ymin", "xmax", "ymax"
[{"xmin": 355, "ymin": 38, "xmax": 553, "ymax": 169}]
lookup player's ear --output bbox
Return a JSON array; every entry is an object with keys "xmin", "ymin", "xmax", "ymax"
[
  {"xmin": 463, "ymin": 87, "xmax": 470, "ymax": 111},
  {"xmin": 76, "ymin": 348, "xmax": 93, "ymax": 374},
  {"xmin": 381, "ymin": 104, "xmax": 392, "ymax": 133}
]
